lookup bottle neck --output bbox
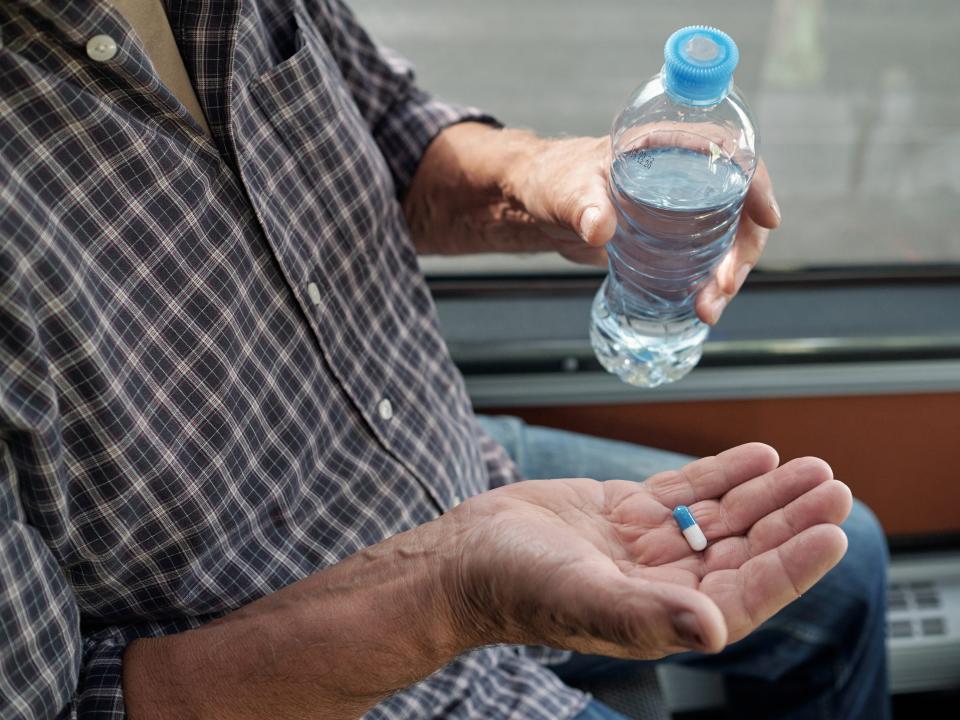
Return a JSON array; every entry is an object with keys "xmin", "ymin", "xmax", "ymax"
[{"xmin": 661, "ymin": 67, "xmax": 732, "ymax": 108}]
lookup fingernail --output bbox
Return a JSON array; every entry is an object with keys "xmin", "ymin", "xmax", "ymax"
[
  {"xmin": 673, "ymin": 611, "xmax": 705, "ymax": 649},
  {"xmin": 769, "ymin": 195, "xmax": 782, "ymax": 225},
  {"xmin": 580, "ymin": 206, "xmax": 600, "ymax": 243},
  {"xmin": 735, "ymin": 264, "xmax": 752, "ymax": 291}
]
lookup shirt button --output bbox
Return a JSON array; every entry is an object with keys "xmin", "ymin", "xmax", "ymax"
[
  {"xmin": 452, "ymin": 494, "xmax": 463, "ymax": 506},
  {"xmin": 86, "ymin": 34, "xmax": 118, "ymax": 62},
  {"xmin": 306, "ymin": 282, "xmax": 322, "ymax": 306},
  {"xmin": 377, "ymin": 398, "xmax": 393, "ymax": 421}
]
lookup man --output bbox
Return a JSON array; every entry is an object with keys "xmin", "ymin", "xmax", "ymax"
[{"xmin": 0, "ymin": 1, "xmax": 888, "ymax": 719}]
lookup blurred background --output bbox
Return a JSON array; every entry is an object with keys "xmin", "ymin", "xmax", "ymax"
[
  {"xmin": 353, "ymin": 0, "xmax": 960, "ymax": 274},
  {"xmin": 350, "ymin": 2, "xmax": 960, "ymax": 716}
]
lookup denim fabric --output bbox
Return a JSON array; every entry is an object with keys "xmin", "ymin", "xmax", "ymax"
[
  {"xmin": 573, "ymin": 700, "xmax": 633, "ymax": 720},
  {"xmin": 479, "ymin": 415, "xmax": 891, "ymax": 720}
]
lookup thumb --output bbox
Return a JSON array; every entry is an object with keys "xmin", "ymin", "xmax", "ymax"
[
  {"xmin": 650, "ymin": 582, "xmax": 728, "ymax": 654},
  {"xmin": 574, "ymin": 190, "xmax": 618, "ymax": 247},
  {"xmin": 565, "ymin": 575, "xmax": 728, "ymax": 657}
]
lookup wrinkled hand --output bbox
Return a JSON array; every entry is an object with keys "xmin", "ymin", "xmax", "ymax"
[
  {"xmin": 444, "ymin": 444, "xmax": 849, "ymax": 658},
  {"xmin": 506, "ymin": 135, "xmax": 781, "ymax": 325}
]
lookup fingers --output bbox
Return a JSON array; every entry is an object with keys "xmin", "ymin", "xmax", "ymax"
[
  {"xmin": 701, "ymin": 479, "xmax": 853, "ymax": 573},
  {"xmin": 622, "ymin": 458, "xmax": 847, "ymax": 581},
  {"xmin": 695, "ymin": 214, "xmax": 770, "ymax": 323},
  {"xmin": 541, "ymin": 224, "xmax": 610, "ymax": 266},
  {"xmin": 625, "ymin": 124, "xmax": 739, "ymax": 159},
  {"xmin": 644, "ymin": 443, "xmax": 780, "ymax": 508},
  {"xmin": 695, "ymin": 276, "xmax": 731, "ymax": 326},
  {"xmin": 743, "ymin": 159, "xmax": 781, "ymax": 230},
  {"xmin": 558, "ymin": 243, "xmax": 609, "ymax": 268},
  {"xmin": 695, "ymin": 159, "xmax": 778, "ymax": 324},
  {"xmin": 700, "ymin": 524, "xmax": 848, "ymax": 643},
  {"xmin": 725, "ymin": 214, "xmax": 770, "ymax": 293},
  {"xmin": 691, "ymin": 456, "xmax": 835, "ymax": 541}
]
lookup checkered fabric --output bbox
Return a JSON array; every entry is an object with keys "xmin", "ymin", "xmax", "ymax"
[{"xmin": 0, "ymin": 1, "xmax": 583, "ymax": 717}]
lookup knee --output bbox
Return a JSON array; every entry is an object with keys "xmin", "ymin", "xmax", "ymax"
[
  {"xmin": 841, "ymin": 499, "xmax": 889, "ymax": 575},
  {"xmin": 833, "ymin": 499, "xmax": 889, "ymax": 617},
  {"xmin": 769, "ymin": 500, "xmax": 888, "ymax": 656},
  {"xmin": 475, "ymin": 414, "xmax": 526, "ymax": 456}
]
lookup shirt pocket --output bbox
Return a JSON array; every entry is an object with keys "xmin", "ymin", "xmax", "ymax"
[{"xmin": 244, "ymin": 5, "xmax": 398, "ymax": 278}]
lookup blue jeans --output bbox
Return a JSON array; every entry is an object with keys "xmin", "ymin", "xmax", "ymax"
[{"xmin": 477, "ymin": 415, "xmax": 891, "ymax": 720}]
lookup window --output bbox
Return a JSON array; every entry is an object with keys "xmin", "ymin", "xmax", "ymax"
[{"xmin": 352, "ymin": 0, "xmax": 960, "ymax": 276}]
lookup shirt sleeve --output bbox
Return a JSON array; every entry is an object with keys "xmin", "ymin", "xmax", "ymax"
[
  {"xmin": 473, "ymin": 417, "xmax": 524, "ymax": 490},
  {"xmin": 305, "ymin": 0, "xmax": 501, "ymax": 198},
  {"xmin": 0, "ymin": 245, "xmax": 127, "ymax": 719}
]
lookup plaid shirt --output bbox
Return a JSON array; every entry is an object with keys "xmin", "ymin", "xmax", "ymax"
[{"xmin": 0, "ymin": 1, "xmax": 584, "ymax": 718}]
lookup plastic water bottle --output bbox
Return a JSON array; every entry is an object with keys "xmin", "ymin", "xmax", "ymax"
[{"xmin": 590, "ymin": 26, "xmax": 758, "ymax": 387}]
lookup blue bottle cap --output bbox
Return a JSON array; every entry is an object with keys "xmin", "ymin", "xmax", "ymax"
[
  {"xmin": 663, "ymin": 26, "xmax": 739, "ymax": 106},
  {"xmin": 672, "ymin": 505, "xmax": 697, "ymax": 530}
]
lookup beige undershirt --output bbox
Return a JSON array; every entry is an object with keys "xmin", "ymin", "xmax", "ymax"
[{"xmin": 109, "ymin": 0, "xmax": 213, "ymax": 138}]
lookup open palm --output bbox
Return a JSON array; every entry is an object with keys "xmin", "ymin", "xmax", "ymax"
[{"xmin": 449, "ymin": 443, "xmax": 851, "ymax": 658}]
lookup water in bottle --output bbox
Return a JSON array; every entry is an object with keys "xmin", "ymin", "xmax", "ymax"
[{"xmin": 590, "ymin": 26, "xmax": 759, "ymax": 387}]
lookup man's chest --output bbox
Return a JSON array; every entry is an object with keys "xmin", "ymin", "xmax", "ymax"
[{"xmin": 1, "ymin": 0, "xmax": 485, "ymax": 617}]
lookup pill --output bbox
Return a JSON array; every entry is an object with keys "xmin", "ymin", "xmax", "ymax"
[{"xmin": 673, "ymin": 505, "xmax": 707, "ymax": 551}]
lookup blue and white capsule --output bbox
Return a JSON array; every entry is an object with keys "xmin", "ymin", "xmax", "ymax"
[{"xmin": 673, "ymin": 505, "xmax": 708, "ymax": 552}]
